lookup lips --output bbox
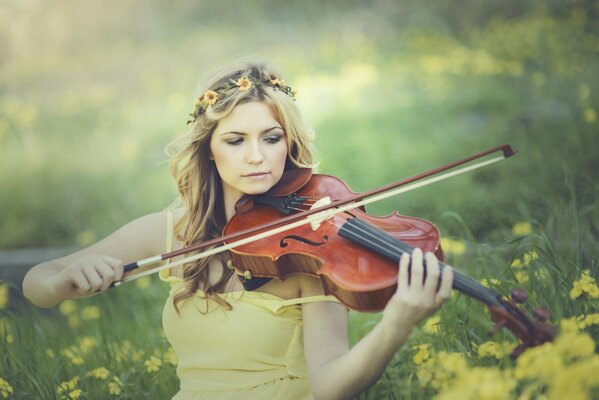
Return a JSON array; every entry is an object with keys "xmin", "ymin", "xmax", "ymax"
[{"xmin": 243, "ymin": 172, "xmax": 269, "ymax": 177}]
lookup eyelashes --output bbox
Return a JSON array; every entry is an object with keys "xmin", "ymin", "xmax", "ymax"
[{"xmin": 226, "ymin": 135, "xmax": 285, "ymax": 146}]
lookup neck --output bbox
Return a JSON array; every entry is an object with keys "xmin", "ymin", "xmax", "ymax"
[{"xmin": 222, "ymin": 185, "xmax": 243, "ymax": 222}]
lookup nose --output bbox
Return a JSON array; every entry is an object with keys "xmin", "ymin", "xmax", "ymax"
[{"xmin": 246, "ymin": 139, "xmax": 264, "ymax": 165}]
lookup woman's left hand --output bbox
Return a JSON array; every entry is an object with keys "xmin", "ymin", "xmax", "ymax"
[{"xmin": 380, "ymin": 248, "xmax": 453, "ymax": 342}]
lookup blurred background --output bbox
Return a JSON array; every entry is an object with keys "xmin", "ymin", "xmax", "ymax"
[
  {"xmin": 0, "ymin": 0, "xmax": 597, "ymax": 283},
  {"xmin": 1, "ymin": 2, "xmax": 598, "ymax": 398}
]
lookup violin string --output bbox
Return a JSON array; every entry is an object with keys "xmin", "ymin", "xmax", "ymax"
[
  {"xmin": 336, "ymin": 217, "xmax": 501, "ymax": 305},
  {"xmin": 343, "ymin": 219, "xmax": 495, "ymax": 303}
]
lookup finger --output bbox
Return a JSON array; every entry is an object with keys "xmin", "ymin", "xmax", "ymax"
[
  {"xmin": 397, "ymin": 252, "xmax": 410, "ymax": 292},
  {"xmin": 113, "ymin": 263, "xmax": 124, "ymax": 281},
  {"xmin": 423, "ymin": 252, "xmax": 440, "ymax": 294},
  {"xmin": 96, "ymin": 263, "xmax": 117, "ymax": 291},
  {"xmin": 435, "ymin": 266, "xmax": 454, "ymax": 307},
  {"xmin": 100, "ymin": 255, "xmax": 124, "ymax": 281},
  {"xmin": 69, "ymin": 269, "xmax": 91, "ymax": 293},
  {"xmin": 410, "ymin": 248, "xmax": 424, "ymax": 289},
  {"xmin": 82, "ymin": 265, "xmax": 104, "ymax": 292},
  {"xmin": 100, "ymin": 255, "xmax": 123, "ymax": 268}
]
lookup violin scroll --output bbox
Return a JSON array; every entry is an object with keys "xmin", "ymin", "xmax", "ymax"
[{"xmin": 488, "ymin": 289, "xmax": 557, "ymax": 359}]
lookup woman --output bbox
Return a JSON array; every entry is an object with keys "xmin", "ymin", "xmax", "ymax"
[{"xmin": 22, "ymin": 59, "xmax": 453, "ymax": 400}]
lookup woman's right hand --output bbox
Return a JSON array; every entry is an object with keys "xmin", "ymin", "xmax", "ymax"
[{"xmin": 48, "ymin": 254, "xmax": 124, "ymax": 300}]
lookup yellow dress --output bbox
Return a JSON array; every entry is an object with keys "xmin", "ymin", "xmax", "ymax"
[{"xmin": 160, "ymin": 211, "xmax": 339, "ymax": 400}]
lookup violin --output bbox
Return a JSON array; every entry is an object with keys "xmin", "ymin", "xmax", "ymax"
[{"xmin": 118, "ymin": 144, "xmax": 556, "ymax": 357}]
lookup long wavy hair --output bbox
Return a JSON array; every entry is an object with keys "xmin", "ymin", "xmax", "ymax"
[{"xmin": 166, "ymin": 59, "xmax": 317, "ymax": 313}]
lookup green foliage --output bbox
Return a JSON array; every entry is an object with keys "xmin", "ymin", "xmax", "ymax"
[{"xmin": 1, "ymin": 1, "xmax": 598, "ymax": 399}]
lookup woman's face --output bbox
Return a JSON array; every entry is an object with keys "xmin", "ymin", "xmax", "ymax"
[{"xmin": 210, "ymin": 101, "xmax": 288, "ymax": 206}]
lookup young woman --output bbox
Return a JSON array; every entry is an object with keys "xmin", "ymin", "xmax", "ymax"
[{"xmin": 22, "ymin": 60, "xmax": 453, "ymax": 400}]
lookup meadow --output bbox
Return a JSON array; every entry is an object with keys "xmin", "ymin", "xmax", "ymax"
[{"xmin": 1, "ymin": 1, "xmax": 598, "ymax": 399}]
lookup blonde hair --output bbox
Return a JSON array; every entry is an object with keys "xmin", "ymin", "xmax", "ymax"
[{"xmin": 166, "ymin": 59, "xmax": 317, "ymax": 313}]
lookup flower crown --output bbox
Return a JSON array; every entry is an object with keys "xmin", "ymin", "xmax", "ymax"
[{"xmin": 187, "ymin": 76, "xmax": 296, "ymax": 125}]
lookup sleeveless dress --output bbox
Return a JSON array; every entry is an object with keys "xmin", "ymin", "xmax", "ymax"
[{"xmin": 160, "ymin": 210, "xmax": 339, "ymax": 400}]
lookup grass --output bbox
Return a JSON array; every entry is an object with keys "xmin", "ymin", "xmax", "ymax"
[{"xmin": 1, "ymin": 2, "xmax": 598, "ymax": 399}]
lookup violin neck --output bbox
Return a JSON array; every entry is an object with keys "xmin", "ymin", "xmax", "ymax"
[{"xmin": 338, "ymin": 216, "xmax": 503, "ymax": 307}]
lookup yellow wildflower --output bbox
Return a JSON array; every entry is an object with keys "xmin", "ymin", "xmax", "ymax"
[
  {"xmin": 436, "ymin": 367, "xmax": 516, "ymax": 400},
  {"xmin": 59, "ymin": 300, "xmax": 77, "ymax": 315},
  {"xmin": 131, "ymin": 349, "xmax": 145, "ymax": 362},
  {"xmin": 236, "ymin": 77, "xmax": 252, "ymax": 91},
  {"xmin": 0, "ymin": 282, "xmax": 8, "ymax": 309},
  {"xmin": 201, "ymin": 90, "xmax": 218, "ymax": 105},
  {"xmin": 560, "ymin": 317, "xmax": 581, "ymax": 334},
  {"xmin": 477, "ymin": 341, "xmax": 505, "ymax": 359},
  {"xmin": 440, "ymin": 237, "xmax": 466, "ymax": 256},
  {"xmin": 135, "ymin": 276, "xmax": 152, "ymax": 289},
  {"xmin": 584, "ymin": 107, "xmax": 597, "ymax": 124},
  {"xmin": 57, "ymin": 376, "xmax": 79, "ymax": 395},
  {"xmin": 108, "ymin": 376, "xmax": 123, "ymax": 395},
  {"xmin": 68, "ymin": 389, "xmax": 82, "ymax": 399},
  {"xmin": 436, "ymin": 351, "xmax": 468, "ymax": 373},
  {"xmin": 61, "ymin": 348, "xmax": 85, "ymax": 366},
  {"xmin": 579, "ymin": 313, "xmax": 599, "ymax": 329},
  {"xmin": 515, "ymin": 270, "xmax": 529, "ymax": 284},
  {"xmin": 510, "ymin": 258, "xmax": 523, "ymax": 269},
  {"xmin": 480, "ymin": 278, "xmax": 500, "ymax": 288},
  {"xmin": 270, "ymin": 78, "xmax": 285, "ymax": 86},
  {"xmin": 81, "ymin": 305, "xmax": 100, "ymax": 320},
  {"xmin": 548, "ymin": 354, "xmax": 599, "ymax": 400},
  {"xmin": 0, "ymin": 378, "xmax": 13, "ymax": 399},
  {"xmin": 512, "ymin": 222, "xmax": 532, "ymax": 236},
  {"xmin": 514, "ymin": 342, "xmax": 562, "ymax": 381},
  {"xmin": 88, "ymin": 367, "xmax": 110, "ymax": 380},
  {"xmin": 164, "ymin": 346, "xmax": 178, "ymax": 366},
  {"xmin": 423, "ymin": 316, "xmax": 441, "ymax": 334},
  {"xmin": 79, "ymin": 337, "xmax": 98, "ymax": 352},
  {"xmin": 46, "ymin": 349, "xmax": 55, "ymax": 358},
  {"xmin": 416, "ymin": 361, "xmax": 434, "ymax": 386},
  {"xmin": 554, "ymin": 329, "xmax": 595, "ymax": 362},
  {"xmin": 522, "ymin": 251, "xmax": 539, "ymax": 266},
  {"xmin": 412, "ymin": 344, "xmax": 431, "ymax": 365},
  {"xmin": 144, "ymin": 355, "xmax": 162, "ymax": 373},
  {"xmin": 67, "ymin": 315, "xmax": 80, "ymax": 328},
  {"xmin": 570, "ymin": 269, "xmax": 599, "ymax": 299}
]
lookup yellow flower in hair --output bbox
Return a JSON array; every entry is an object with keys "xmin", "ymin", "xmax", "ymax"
[
  {"xmin": 236, "ymin": 77, "xmax": 252, "ymax": 91},
  {"xmin": 202, "ymin": 90, "xmax": 218, "ymax": 105},
  {"xmin": 270, "ymin": 78, "xmax": 284, "ymax": 86}
]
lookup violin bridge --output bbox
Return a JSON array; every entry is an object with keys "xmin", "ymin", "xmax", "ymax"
[{"xmin": 309, "ymin": 196, "xmax": 332, "ymax": 231}]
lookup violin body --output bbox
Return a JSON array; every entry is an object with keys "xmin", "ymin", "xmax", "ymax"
[{"xmin": 224, "ymin": 173, "xmax": 443, "ymax": 312}]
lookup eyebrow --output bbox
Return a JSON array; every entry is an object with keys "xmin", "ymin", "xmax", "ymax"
[{"xmin": 218, "ymin": 126, "xmax": 284, "ymax": 136}]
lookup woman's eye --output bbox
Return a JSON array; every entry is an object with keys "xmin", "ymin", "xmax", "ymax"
[
  {"xmin": 226, "ymin": 138, "xmax": 243, "ymax": 145},
  {"xmin": 264, "ymin": 135, "xmax": 284, "ymax": 144}
]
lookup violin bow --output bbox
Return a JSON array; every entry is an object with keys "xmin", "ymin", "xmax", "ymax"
[{"xmin": 114, "ymin": 144, "xmax": 515, "ymax": 285}]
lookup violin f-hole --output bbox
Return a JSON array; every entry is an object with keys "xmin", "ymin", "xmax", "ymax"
[{"xmin": 280, "ymin": 235, "xmax": 329, "ymax": 248}]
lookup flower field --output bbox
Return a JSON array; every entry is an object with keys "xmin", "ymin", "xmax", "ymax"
[
  {"xmin": 2, "ymin": 212, "xmax": 598, "ymax": 399},
  {"xmin": 1, "ymin": 1, "xmax": 598, "ymax": 399}
]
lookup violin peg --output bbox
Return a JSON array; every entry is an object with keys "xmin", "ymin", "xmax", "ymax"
[
  {"xmin": 511, "ymin": 288, "xmax": 528, "ymax": 304},
  {"xmin": 533, "ymin": 306, "xmax": 551, "ymax": 323}
]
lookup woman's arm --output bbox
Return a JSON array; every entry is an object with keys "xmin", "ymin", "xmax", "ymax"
[
  {"xmin": 22, "ymin": 211, "xmax": 169, "ymax": 308},
  {"xmin": 302, "ymin": 248, "xmax": 453, "ymax": 400}
]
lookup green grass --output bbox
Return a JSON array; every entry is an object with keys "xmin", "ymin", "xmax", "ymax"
[{"xmin": 1, "ymin": 1, "xmax": 598, "ymax": 398}]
